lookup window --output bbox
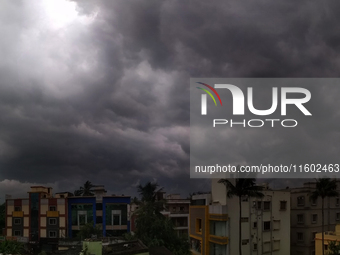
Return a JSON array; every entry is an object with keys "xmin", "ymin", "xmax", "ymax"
[
  {"xmin": 14, "ymin": 206, "xmax": 21, "ymax": 211},
  {"xmin": 297, "ymin": 214, "xmax": 304, "ymax": 224},
  {"xmin": 312, "ymin": 214, "xmax": 317, "ymax": 224},
  {"xmin": 241, "ymin": 217, "xmax": 249, "ymax": 222},
  {"xmin": 297, "ymin": 196, "xmax": 305, "ymax": 206},
  {"xmin": 311, "ymin": 198, "xmax": 317, "ymax": 206},
  {"xmin": 336, "ymin": 213, "xmax": 340, "ymax": 221},
  {"xmin": 263, "ymin": 201, "xmax": 271, "ymax": 211},
  {"xmin": 14, "ymin": 218, "xmax": 21, "ymax": 225},
  {"xmin": 312, "ymin": 232, "xmax": 317, "ymax": 241},
  {"xmin": 242, "ymin": 196, "xmax": 248, "ymax": 202},
  {"xmin": 180, "ymin": 206, "xmax": 184, "ymax": 212},
  {"xmin": 257, "ymin": 201, "xmax": 262, "ymax": 209},
  {"xmin": 280, "ymin": 201, "xmax": 287, "ymax": 210},
  {"xmin": 49, "ymin": 206, "xmax": 56, "ymax": 211},
  {"xmin": 196, "ymin": 218, "xmax": 202, "ymax": 233},
  {"xmin": 242, "ymin": 239, "xmax": 249, "ymax": 245},
  {"xmin": 112, "ymin": 210, "xmax": 121, "ymax": 226},
  {"xmin": 49, "ymin": 231, "xmax": 57, "ymax": 238},
  {"xmin": 78, "ymin": 211, "xmax": 87, "ymax": 226},
  {"xmin": 297, "ymin": 232, "xmax": 304, "ymax": 242},
  {"xmin": 263, "ymin": 221, "xmax": 271, "ymax": 231},
  {"xmin": 14, "ymin": 230, "xmax": 21, "ymax": 236},
  {"xmin": 253, "ymin": 243, "xmax": 258, "ymax": 250},
  {"xmin": 173, "ymin": 207, "xmax": 176, "ymax": 212},
  {"xmin": 253, "ymin": 222, "xmax": 257, "ymax": 228},
  {"xmin": 49, "ymin": 218, "xmax": 57, "ymax": 225},
  {"xmin": 325, "ymin": 244, "xmax": 328, "ymax": 251}
]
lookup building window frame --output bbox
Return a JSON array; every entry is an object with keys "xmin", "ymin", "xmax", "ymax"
[
  {"xmin": 297, "ymin": 214, "xmax": 304, "ymax": 225},
  {"xmin": 280, "ymin": 201, "xmax": 287, "ymax": 210},
  {"xmin": 311, "ymin": 214, "xmax": 317, "ymax": 224},
  {"xmin": 13, "ymin": 230, "xmax": 21, "ymax": 236},
  {"xmin": 263, "ymin": 201, "xmax": 271, "ymax": 211},
  {"xmin": 49, "ymin": 206, "xmax": 57, "ymax": 211},
  {"xmin": 49, "ymin": 218, "xmax": 57, "ymax": 225},
  {"xmin": 14, "ymin": 218, "xmax": 21, "ymax": 225},
  {"xmin": 14, "ymin": 206, "xmax": 21, "ymax": 212},
  {"xmin": 196, "ymin": 218, "xmax": 202, "ymax": 234},
  {"xmin": 297, "ymin": 196, "xmax": 305, "ymax": 206},
  {"xmin": 263, "ymin": 221, "xmax": 271, "ymax": 231},
  {"xmin": 49, "ymin": 231, "xmax": 57, "ymax": 238},
  {"xmin": 112, "ymin": 210, "xmax": 122, "ymax": 226}
]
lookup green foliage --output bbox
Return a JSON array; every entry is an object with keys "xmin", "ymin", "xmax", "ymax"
[
  {"xmin": 123, "ymin": 232, "xmax": 137, "ymax": 241},
  {"xmin": 135, "ymin": 182, "xmax": 190, "ymax": 255},
  {"xmin": 77, "ymin": 222, "xmax": 102, "ymax": 239},
  {"xmin": 328, "ymin": 240, "xmax": 340, "ymax": 255},
  {"xmin": 0, "ymin": 240, "xmax": 24, "ymax": 255},
  {"xmin": 38, "ymin": 250, "xmax": 47, "ymax": 255}
]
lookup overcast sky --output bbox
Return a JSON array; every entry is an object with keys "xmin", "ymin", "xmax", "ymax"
[{"xmin": 1, "ymin": 0, "xmax": 340, "ymax": 202}]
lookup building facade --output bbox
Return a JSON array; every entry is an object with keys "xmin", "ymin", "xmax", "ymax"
[
  {"xmin": 6, "ymin": 186, "xmax": 130, "ymax": 241},
  {"xmin": 291, "ymin": 181, "xmax": 340, "ymax": 255},
  {"xmin": 165, "ymin": 194, "xmax": 190, "ymax": 237},
  {"xmin": 189, "ymin": 179, "xmax": 290, "ymax": 255}
]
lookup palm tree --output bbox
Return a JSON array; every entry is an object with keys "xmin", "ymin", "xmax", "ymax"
[
  {"xmin": 137, "ymin": 182, "xmax": 164, "ymax": 215},
  {"xmin": 73, "ymin": 188, "xmax": 83, "ymax": 196},
  {"xmin": 310, "ymin": 178, "xmax": 338, "ymax": 255},
  {"xmin": 218, "ymin": 178, "xmax": 264, "ymax": 255},
  {"xmin": 80, "ymin": 181, "xmax": 95, "ymax": 196}
]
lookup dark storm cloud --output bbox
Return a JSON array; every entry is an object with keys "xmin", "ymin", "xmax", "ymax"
[{"xmin": 1, "ymin": 0, "xmax": 340, "ymax": 199}]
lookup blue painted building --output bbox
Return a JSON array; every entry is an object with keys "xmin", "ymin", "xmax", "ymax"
[{"xmin": 67, "ymin": 186, "xmax": 131, "ymax": 238}]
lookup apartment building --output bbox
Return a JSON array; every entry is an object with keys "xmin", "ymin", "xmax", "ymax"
[
  {"xmin": 291, "ymin": 181, "xmax": 340, "ymax": 255},
  {"xmin": 6, "ymin": 186, "xmax": 68, "ymax": 242},
  {"xmin": 165, "ymin": 194, "xmax": 190, "ymax": 237},
  {"xmin": 6, "ymin": 185, "xmax": 131, "ymax": 240},
  {"xmin": 189, "ymin": 179, "xmax": 290, "ymax": 255}
]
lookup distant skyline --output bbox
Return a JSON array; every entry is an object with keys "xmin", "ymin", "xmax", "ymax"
[{"xmin": 1, "ymin": 0, "xmax": 340, "ymax": 202}]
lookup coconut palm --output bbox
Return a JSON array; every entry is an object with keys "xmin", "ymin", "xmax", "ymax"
[
  {"xmin": 218, "ymin": 178, "xmax": 264, "ymax": 255},
  {"xmin": 80, "ymin": 181, "xmax": 94, "ymax": 196},
  {"xmin": 310, "ymin": 178, "xmax": 338, "ymax": 255}
]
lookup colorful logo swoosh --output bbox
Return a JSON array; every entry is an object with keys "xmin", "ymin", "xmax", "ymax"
[{"xmin": 196, "ymin": 82, "xmax": 222, "ymax": 106}]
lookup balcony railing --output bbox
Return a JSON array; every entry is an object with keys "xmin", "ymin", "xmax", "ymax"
[
  {"xmin": 47, "ymin": 211, "xmax": 59, "ymax": 217},
  {"xmin": 12, "ymin": 211, "xmax": 24, "ymax": 217}
]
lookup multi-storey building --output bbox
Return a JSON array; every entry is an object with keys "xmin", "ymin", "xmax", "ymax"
[
  {"xmin": 6, "ymin": 185, "xmax": 130, "ymax": 241},
  {"xmin": 6, "ymin": 186, "xmax": 68, "ymax": 241},
  {"xmin": 291, "ymin": 181, "xmax": 340, "ymax": 255},
  {"xmin": 189, "ymin": 179, "xmax": 290, "ymax": 255},
  {"xmin": 165, "ymin": 194, "xmax": 190, "ymax": 237}
]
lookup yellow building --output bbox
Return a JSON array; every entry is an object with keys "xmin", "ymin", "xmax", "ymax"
[
  {"xmin": 315, "ymin": 225, "xmax": 340, "ymax": 255},
  {"xmin": 189, "ymin": 180, "xmax": 291, "ymax": 255}
]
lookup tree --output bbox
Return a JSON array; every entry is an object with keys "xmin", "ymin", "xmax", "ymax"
[
  {"xmin": 80, "ymin": 181, "xmax": 95, "ymax": 196},
  {"xmin": 134, "ymin": 182, "xmax": 190, "ymax": 255},
  {"xmin": 310, "ymin": 178, "xmax": 339, "ymax": 255},
  {"xmin": 77, "ymin": 222, "xmax": 102, "ymax": 240},
  {"xmin": 328, "ymin": 240, "xmax": 340, "ymax": 255},
  {"xmin": 73, "ymin": 189, "xmax": 83, "ymax": 196},
  {"xmin": 218, "ymin": 178, "xmax": 264, "ymax": 255}
]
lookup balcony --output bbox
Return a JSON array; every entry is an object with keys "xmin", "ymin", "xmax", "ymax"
[
  {"xmin": 209, "ymin": 205, "xmax": 228, "ymax": 221},
  {"xmin": 12, "ymin": 211, "xmax": 23, "ymax": 217},
  {"xmin": 47, "ymin": 211, "xmax": 59, "ymax": 217},
  {"xmin": 209, "ymin": 235, "xmax": 229, "ymax": 245}
]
